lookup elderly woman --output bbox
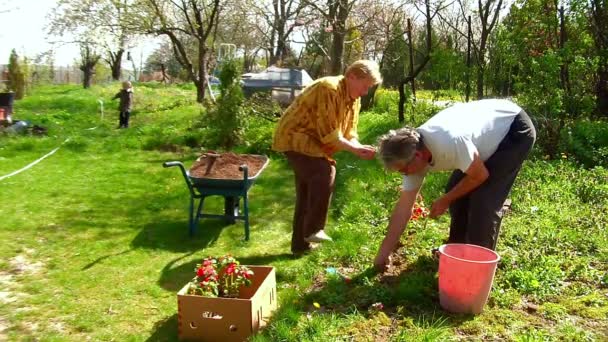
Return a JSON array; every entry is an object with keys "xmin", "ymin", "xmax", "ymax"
[
  {"xmin": 273, "ymin": 60, "xmax": 382, "ymax": 256},
  {"xmin": 374, "ymin": 99, "xmax": 536, "ymax": 270}
]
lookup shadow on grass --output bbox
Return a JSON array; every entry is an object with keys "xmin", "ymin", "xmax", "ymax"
[
  {"xmin": 131, "ymin": 219, "xmax": 229, "ymax": 253},
  {"xmin": 293, "ymin": 255, "xmax": 474, "ymax": 331},
  {"xmin": 82, "ymin": 249, "xmax": 134, "ymax": 270},
  {"xmin": 146, "ymin": 314, "xmax": 178, "ymax": 342}
]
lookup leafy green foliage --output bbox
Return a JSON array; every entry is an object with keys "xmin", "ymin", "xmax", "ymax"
[
  {"xmin": 6, "ymin": 49, "xmax": 25, "ymax": 99},
  {"xmin": 200, "ymin": 60, "xmax": 246, "ymax": 149},
  {"xmin": 561, "ymin": 120, "xmax": 608, "ymax": 168},
  {"xmin": 381, "ymin": 25, "xmax": 408, "ymax": 88}
]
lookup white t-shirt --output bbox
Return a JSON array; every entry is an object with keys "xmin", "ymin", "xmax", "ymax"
[{"xmin": 402, "ymin": 99, "xmax": 522, "ymax": 191}]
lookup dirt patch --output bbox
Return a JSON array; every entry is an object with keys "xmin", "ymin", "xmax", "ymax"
[
  {"xmin": 0, "ymin": 316, "xmax": 7, "ymax": 342},
  {"xmin": 9, "ymin": 255, "xmax": 44, "ymax": 275},
  {"xmin": 189, "ymin": 152, "xmax": 266, "ymax": 180},
  {"xmin": 0, "ymin": 291, "xmax": 17, "ymax": 304},
  {"xmin": 378, "ymin": 242, "xmax": 414, "ymax": 284}
]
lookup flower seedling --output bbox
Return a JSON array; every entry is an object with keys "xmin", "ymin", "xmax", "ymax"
[{"xmin": 187, "ymin": 255, "xmax": 254, "ymax": 298}]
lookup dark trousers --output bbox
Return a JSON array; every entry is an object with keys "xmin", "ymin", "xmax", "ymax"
[
  {"xmin": 119, "ymin": 111, "xmax": 130, "ymax": 128},
  {"xmin": 285, "ymin": 151, "xmax": 336, "ymax": 253},
  {"xmin": 446, "ymin": 110, "xmax": 536, "ymax": 250}
]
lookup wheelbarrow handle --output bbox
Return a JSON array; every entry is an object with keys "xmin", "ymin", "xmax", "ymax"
[
  {"xmin": 239, "ymin": 164, "xmax": 249, "ymax": 182},
  {"xmin": 163, "ymin": 161, "xmax": 183, "ymax": 168},
  {"xmin": 163, "ymin": 161, "xmax": 195, "ymax": 196}
]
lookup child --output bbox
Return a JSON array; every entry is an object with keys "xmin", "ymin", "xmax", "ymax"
[{"xmin": 113, "ymin": 81, "xmax": 134, "ymax": 128}]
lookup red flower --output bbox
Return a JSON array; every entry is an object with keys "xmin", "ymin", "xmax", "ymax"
[
  {"xmin": 197, "ymin": 267, "xmax": 205, "ymax": 277},
  {"xmin": 225, "ymin": 263, "xmax": 236, "ymax": 275}
]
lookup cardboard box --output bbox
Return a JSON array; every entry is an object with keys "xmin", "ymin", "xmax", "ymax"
[{"xmin": 177, "ymin": 266, "xmax": 277, "ymax": 341}]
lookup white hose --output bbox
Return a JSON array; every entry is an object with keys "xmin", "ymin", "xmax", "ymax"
[{"xmin": 0, "ymin": 138, "xmax": 70, "ymax": 182}]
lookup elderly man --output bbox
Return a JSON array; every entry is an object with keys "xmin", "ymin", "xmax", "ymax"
[
  {"xmin": 374, "ymin": 99, "xmax": 536, "ymax": 270},
  {"xmin": 273, "ymin": 60, "xmax": 382, "ymax": 256}
]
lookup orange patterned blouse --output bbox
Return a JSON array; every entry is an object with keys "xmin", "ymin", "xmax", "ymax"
[{"xmin": 271, "ymin": 76, "xmax": 361, "ymax": 159}]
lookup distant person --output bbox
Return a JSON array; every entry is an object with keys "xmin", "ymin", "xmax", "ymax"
[
  {"xmin": 272, "ymin": 60, "xmax": 382, "ymax": 256},
  {"xmin": 113, "ymin": 81, "xmax": 134, "ymax": 128},
  {"xmin": 374, "ymin": 99, "xmax": 536, "ymax": 271}
]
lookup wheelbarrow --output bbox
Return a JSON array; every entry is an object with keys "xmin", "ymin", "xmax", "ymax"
[{"xmin": 163, "ymin": 154, "xmax": 269, "ymax": 240}]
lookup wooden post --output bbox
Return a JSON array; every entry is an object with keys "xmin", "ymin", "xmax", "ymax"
[{"xmin": 466, "ymin": 16, "xmax": 472, "ymax": 102}]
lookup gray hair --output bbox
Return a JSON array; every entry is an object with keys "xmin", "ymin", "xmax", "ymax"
[{"xmin": 377, "ymin": 127, "xmax": 422, "ymax": 166}]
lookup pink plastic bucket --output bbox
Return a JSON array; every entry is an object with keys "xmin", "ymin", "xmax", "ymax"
[{"xmin": 438, "ymin": 244, "xmax": 500, "ymax": 314}]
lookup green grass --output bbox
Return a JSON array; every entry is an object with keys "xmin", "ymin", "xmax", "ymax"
[{"xmin": 0, "ymin": 84, "xmax": 606, "ymax": 341}]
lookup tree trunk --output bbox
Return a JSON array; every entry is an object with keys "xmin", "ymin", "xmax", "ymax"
[
  {"xmin": 597, "ymin": 62, "xmax": 608, "ymax": 117},
  {"xmin": 82, "ymin": 66, "xmax": 93, "ymax": 89},
  {"xmin": 160, "ymin": 63, "xmax": 168, "ymax": 84},
  {"xmin": 329, "ymin": 30, "xmax": 346, "ymax": 75},
  {"xmin": 197, "ymin": 43, "xmax": 208, "ymax": 103},
  {"xmin": 476, "ymin": 64, "xmax": 484, "ymax": 99},
  {"xmin": 398, "ymin": 81, "xmax": 406, "ymax": 123},
  {"xmin": 109, "ymin": 49, "xmax": 124, "ymax": 81},
  {"xmin": 466, "ymin": 16, "xmax": 472, "ymax": 102},
  {"xmin": 328, "ymin": 0, "xmax": 349, "ymax": 75},
  {"xmin": 272, "ymin": 34, "xmax": 287, "ymax": 66}
]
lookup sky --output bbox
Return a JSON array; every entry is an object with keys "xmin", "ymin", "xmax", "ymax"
[{"xmin": 0, "ymin": 0, "xmax": 160, "ymax": 68}]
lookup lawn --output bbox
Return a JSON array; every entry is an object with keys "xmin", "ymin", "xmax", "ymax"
[{"xmin": 0, "ymin": 84, "xmax": 606, "ymax": 341}]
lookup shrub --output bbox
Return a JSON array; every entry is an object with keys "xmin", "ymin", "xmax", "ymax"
[
  {"xmin": 561, "ymin": 120, "xmax": 608, "ymax": 168},
  {"xmin": 201, "ymin": 60, "xmax": 246, "ymax": 149}
]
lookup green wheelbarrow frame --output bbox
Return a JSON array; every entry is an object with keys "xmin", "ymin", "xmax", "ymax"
[{"xmin": 163, "ymin": 156, "xmax": 269, "ymax": 240}]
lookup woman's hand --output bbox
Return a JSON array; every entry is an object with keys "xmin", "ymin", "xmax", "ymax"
[{"xmin": 354, "ymin": 145, "xmax": 376, "ymax": 160}]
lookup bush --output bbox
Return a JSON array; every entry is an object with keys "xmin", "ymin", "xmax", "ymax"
[
  {"xmin": 245, "ymin": 91, "xmax": 282, "ymax": 121},
  {"xmin": 373, "ymin": 88, "xmax": 400, "ymax": 114},
  {"xmin": 371, "ymin": 88, "xmax": 443, "ymax": 126},
  {"xmin": 561, "ymin": 120, "xmax": 608, "ymax": 168},
  {"xmin": 200, "ymin": 60, "xmax": 246, "ymax": 149}
]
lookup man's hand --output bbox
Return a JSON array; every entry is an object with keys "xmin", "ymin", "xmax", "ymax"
[
  {"xmin": 430, "ymin": 196, "xmax": 451, "ymax": 218},
  {"xmin": 373, "ymin": 189, "xmax": 418, "ymax": 273},
  {"xmin": 374, "ymin": 253, "xmax": 392, "ymax": 273}
]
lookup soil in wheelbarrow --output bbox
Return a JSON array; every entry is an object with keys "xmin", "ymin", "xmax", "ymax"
[{"xmin": 189, "ymin": 152, "xmax": 266, "ymax": 180}]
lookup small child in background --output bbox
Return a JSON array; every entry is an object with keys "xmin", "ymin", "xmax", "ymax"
[{"xmin": 113, "ymin": 81, "xmax": 134, "ymax": 128}]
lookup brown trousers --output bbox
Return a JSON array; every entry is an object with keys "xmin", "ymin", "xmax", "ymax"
[{"xmin": 285, "ymin": 152, "xmax": 336, "ymax": 253}]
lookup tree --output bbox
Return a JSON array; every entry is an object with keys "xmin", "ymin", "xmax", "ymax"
[
  {"xmin": 138, "ymin": 0, "xmax": 221, "ymax": 103},
  {"xmin": 304, "ymin": 0, "xmax": 358, "ymax": 75},
  {"xmin": 49, "ymin": 0, "xmax": 135, "ymax": 81},
  {"xmin": 397, "ymin": 0, "xmax": 446, "ymax": 122},
  {"xmin": 214, "ymin": 1, "xmax": 267, "ymax": 72},
  {"xmin": 381, "ymin": 25, "xmax": 408, "ymax": 88},
  {"xmin": 251, "ymin": 0, "xmax": 307, "ymax": 67},
  {"xmin": 343, "ymin": 27, "xmax": 364, "ymax": 66},
  {"xmin": 587, "ymin": 0, "xmax": 608, "ymax": 116},
  {"xmin": 298, "ymin": 26, "xmax": 332, "ymax": 77},
  {"xmin": 7, "ymin": 49, "xmax": 25, "ymax": 99},
  {"xmin": 79, "ymin": 43, "xmax": 101, "ymax": 89},
  {"xmin": 456, "ymin": 0, "xmax": 504, "ymax": 98},
  {"xmin": 493, "ymin": 0, "xmax": 596, "ymax": 155},
  {"xmin": 144, "ymin": 40, "xmax": 184, "ymax": 82},
  {"xmin": 207, "ymin": 59, "xmax": 246, "ymax": 148}
]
